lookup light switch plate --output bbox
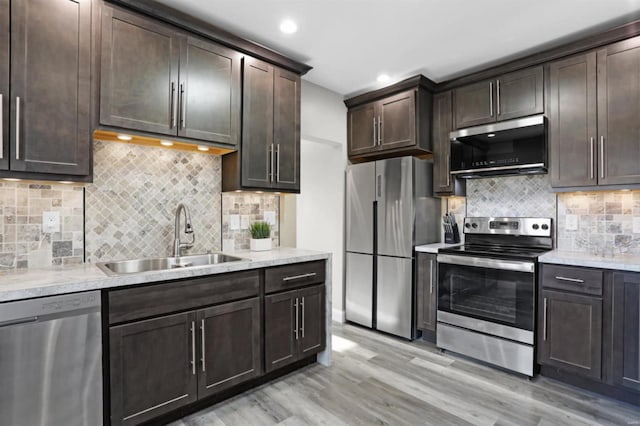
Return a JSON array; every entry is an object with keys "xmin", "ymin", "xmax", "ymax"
[
  {"xmin": 241, "ymin": 215, "xmax": 250, "ymax": 229},
  {"xmin": 264, "ymin": 211, "xmax": 277, "ymax": 226},
  {"xmin": 633, "ymin": 217, "xmax": 640, "ymax": 234},
  {"xmin": 43, "ymin": 211, "xmax": 60, "ymax": 233},
  {"xmin": 229, "ymin": 215, "xmax": 240, "ymax": 230},
  {"xmin": 565, "ymin": 214, "xmax": 578, "ymax": 231}
]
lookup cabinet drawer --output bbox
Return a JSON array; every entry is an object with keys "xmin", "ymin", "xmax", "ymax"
[
  {"xmin": 108, "ymin": 270, "xmax": 260, "ymax": 324},
  {"xmin": 541, "ymin": 264, "xmax": 603, "ymax": 296},
  {"xmin": 265, "ymin": 261, "xmax": 325, "ymax": 294}
]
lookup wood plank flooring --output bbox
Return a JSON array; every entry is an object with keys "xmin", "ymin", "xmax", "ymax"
[{"xmin": 169, "ymin": 323, "xmax": 640, "ymax": 425}]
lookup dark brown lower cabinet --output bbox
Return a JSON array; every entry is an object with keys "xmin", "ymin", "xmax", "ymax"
[
  {"xmin": 611, "ymin": 272, "xmax": 640, "ymax": 392},
  {"xmin": 109, "ymin": 311, "xmax": 198, "ymax": 426},
  {"xmin": 416, "ymin": 253, "xmax": 437, "ymax": 333},
  {"xmin": 538, "ymin": 289, "xmax": 603, "ymax": 380},
  {"xmin": 265, "ymin": 284, "xmax": 325, "ymax": 373}
]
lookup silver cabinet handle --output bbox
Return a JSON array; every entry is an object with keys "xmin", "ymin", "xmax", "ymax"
[
  {"xmin": 294, "ymin": 298, "xmax": 299, "ymax": 340},
  {"xmin": 372, "ymin": 117, "xmax": 377, "ymax": 146},
  {"xmin": 190, "ymin": 321, "xmax": 196, "ymax": 375},
  {"xmin": 300, "ymin": 296, "xmax": 305, "ymax": 338},
  {"xmin": 170, "ymin": 82, "xmax": 176, "ymax": 128},
  {"xmin": 377, "ymin": 116, "xmax": 382, "ymax": 145},
  {"xmin": 200, "ymin": 319, "xmax": 206, "ymax": 372},
  {"xmin": 270, "ymin": 143, "xmax": 275, "ymax": 182},
  {"xmin": 589, "ymin": 137, "xmax": 594, "ymax": 180},
  {"xmin": 445, "ymin": 154, "xmax": 450, "ymax": 187},
  {"xmin": 554, "ymin": 276, "xmax": 584, "ymax": 283},
  {"xmin": 15, "ymin": 97, "xmax": 20, "ymax": 160},
  {"xmin": 179, "ymin": 83, "xmax": 186, "ymax": 130},
  {"xmin": 276, "ymin": 143, "xmax": 280, "ymax": 182},
  {"xmin": 489, "ymin": 81, "xmax": 494, "ymax": 117},
  {"xmin": 496, "ymin": 80, "xmax": 501, "ymax": 116},
  {"xmin": 599, "ymin": 136, "xmax": 605, "ymax": 179},
  {"xmin": 543, "ymin": 297, "xmax": 548, "ymax": 341},
  {"xmin": 429, "ymin": 259, "xmax": 434, "ymax": 294},
  {"xmin": 283, "ymin": 272, "xmax": 316, "ymax": 281},
  {"xmin": 0, "ymin": 94, "xmax": 3, "ymax": 159}
]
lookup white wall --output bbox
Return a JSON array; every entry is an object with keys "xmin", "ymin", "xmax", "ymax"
[{"xmin": 297, "ymin": 80, "xmax": 347, "ymax": 322}]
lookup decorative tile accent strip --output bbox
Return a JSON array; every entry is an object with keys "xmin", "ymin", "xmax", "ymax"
[
  {"xmin": 0, "ymin": 182, "xmax": 84, "ymax": 269},
  {"xmin": 466, "ymin": 175, "xmax": 556, "ymax": 219},
  {"xmin": 222, "ymin": 193, "xmax": 280, "ymax": 251},
  {"xmin": 85, "ymin": 141, "xmax": 222, "ymax": 263},
  {"xmin": 557, "ymin": 190, "xmax": 640, "ymax": 256}
]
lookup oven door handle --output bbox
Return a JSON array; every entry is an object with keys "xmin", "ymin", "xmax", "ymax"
[{"xmin": 437, "ymin": 254, "xmax": 534, "ymax": 273}]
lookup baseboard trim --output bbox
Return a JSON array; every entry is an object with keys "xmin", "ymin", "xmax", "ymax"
[{"xmin": 332, "ymin": 308, "xmax": 345, "ymax": 323}]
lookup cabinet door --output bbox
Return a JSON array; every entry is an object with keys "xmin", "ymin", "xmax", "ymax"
[
  {"xmin": 178, "ymin": 36, "xmax": 241, "ymax": 145},
  {"xmin": 100, "ymin": 6, "xmax": 180, "ymax": 136},
  {"xmin": 496, "ymin": 66, "xmax": 544, "ymax": 121},
  {"xmin": 597, "ymin": 38, "xmax": 640, "ymax": 186},
  {"xmin": 241, "ymin": 57, "xmax": 274, "ymax": 189},
  {"xmin": 197, "ymin": 297, "xmax": 262, "ymax": 398},
  {"xmin": 611, "ymin": 272, "xmax": 640, "ymax": 392},
  {"xmin": 10, "ymin": 0, "xmax": 91, "ymax": 175},
  {"xmin": 264, "ymin": 289, "xmax": 297, "ymax": 372},
  {"xmin": 379, "ymin": 90, "xmax": 416, "ymax": 150},
  {"xmin": 0, "ymin": 0, "xmax": 8, "ymax": 171},
  {"xmin": 298, "ymin": 285, "xmax": 326, "ymax": 357},
  {"xmin": 548, "ymin": 53, "xmax": 598, "ymax": 187},
  {"xmin": 539, "ymin": 289, "xmax": 602, "ymax": 380},
  {"xmin": 416, "ymin": 253, "xmax": 437, "ymax": 332},
  {"xmin": 454, "ymin": 80, "xmax": 495, "ymax": 128},
  {"xmin": 110, "ymin": 311, "xmax": 197, "ymax": 426},
  {"xmin": 347, "ymin": 102, "xmax": 377, "ymax": 156},
  {"xmin": 273, "ymin": 67, "xmax": 300, "ymax": 191},
  {"xmin": 432, "ymin": 91, "xmax": 453, "ymax": 194}
]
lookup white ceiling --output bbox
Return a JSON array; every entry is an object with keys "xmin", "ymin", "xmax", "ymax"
[{"xmin": 155, "ymin": 0, "xmax": 640, "ymax": 96}]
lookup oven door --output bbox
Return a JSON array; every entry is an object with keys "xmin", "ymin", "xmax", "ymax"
[{"xmin": 437, "ymin": 254, "xmax": 535, "ymax": 332}]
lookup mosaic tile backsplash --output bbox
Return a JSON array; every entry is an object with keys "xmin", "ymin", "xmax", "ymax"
[
  {"xmin": 557, "ymin": 190, "xmax": 640, "ymax": 256},
  {"xmin": 222, "ymin": 193, "xmax": 280, "ymax": 251},
  {"xmin": 0, "ymin": 182, "xmax": 84, "ymax": 270},
  {"xmin": 85, "ymin": 140, "xmax": 223, "ymax": 263}
]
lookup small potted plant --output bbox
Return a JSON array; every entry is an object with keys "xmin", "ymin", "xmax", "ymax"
[{"xmin": 249, "ymin": 221, "xmax": 272, "ymax": 251}]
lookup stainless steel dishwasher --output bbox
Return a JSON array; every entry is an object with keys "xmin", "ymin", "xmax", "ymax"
[{"xmin": 0, "ymin": 291, "xmax": 103, "ymax": 426}]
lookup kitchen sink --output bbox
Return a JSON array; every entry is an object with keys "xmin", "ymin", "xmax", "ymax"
[{"xmin": 96, "ymin": 253, "xmax": 247, "ymax": 276}]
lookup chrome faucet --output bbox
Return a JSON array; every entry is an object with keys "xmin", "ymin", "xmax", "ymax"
[{"xmin": 173, "ymin": 203, "xmax": 195, "ymax": 257}]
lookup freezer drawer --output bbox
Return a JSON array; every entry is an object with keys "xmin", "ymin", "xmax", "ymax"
[
  {"xmin": 345, "ymin": 252, "xmax": 373, "ymax": 328},
  {"xmin": 377, "ymin": 256, "xmax": 414, "ymax": 339}
]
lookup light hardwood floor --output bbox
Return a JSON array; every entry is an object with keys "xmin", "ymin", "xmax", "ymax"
[{"xmin": 170, "ymin": 323, "xmax": 640, "ymax": 425}]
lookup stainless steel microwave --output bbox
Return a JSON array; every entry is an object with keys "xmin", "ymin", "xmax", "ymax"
[{"xmin": 449, "ymin": 115, "xmax": 546, "ymax": 178}]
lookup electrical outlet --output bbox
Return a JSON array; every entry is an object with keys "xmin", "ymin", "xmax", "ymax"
[
  {"xmin": 264, "ymin": 211, "xmax": 277, "ymax": 226},
  {"xmin": 42, "ymin": 211, "xmax": 60, "ymax": 233},
  {"xmin": 633, "ymin": 217, "xmax": 640, "ymax": 234},
  {"xmin": 229, "ymin": 215, "xmax": 240, "ymax": 230},
  {"xmin": 565, "ymin": 214, "xmax": 578, "ymax": 231}
]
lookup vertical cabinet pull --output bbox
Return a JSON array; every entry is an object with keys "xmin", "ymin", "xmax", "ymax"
[
  {"xmin": 377, "ymin": 117, "xmax": 382, "ymax": 145},
  {"xmin": 489, "ymin": 82, "xmax": 494, "ymax": 117},
  {"xmin": 429, "ymin": 259, "xmax": 434, "ymax": 294},
  {"xmin": 294, "ymin": 298, "xmax": 299, "ymax": 340},
  {"xmin": 445, "ymin": 154, "xmax": 450, "ymax": 187},
  {"xmin": 190, "ymin": 321, "xmax": 196, "ymax": 375},
  {"xmin": 599, "ymin": 136, "xmax": 605, "ymax": 179},
  {"xmin": 276, "ymin": 144, "xmax": 281, "ymax": 182},
  {"xmin": 170, "ymin": 82, "xmax": 176, "ymax": 128},
  {"xmin": 589, "ymin": 137, "xmax": 595, "ymax": 180},
  {"xmin": 300, "ymin": 296, "xmax": 305, "ymax": 338},
  {"xmin": 372, "ymin": 117, "xmax": 377, "ymax": 146},
  {"xmin": 200, "ymin": 319, "xmax": 206, "ymax": 372},
  {"xmin": 15, "ymin": 97, "xmax": 20, "ymax": 160},
  {"xmin": 496, "ymin": 80, "xmax": 501, "ymax": 116},
  {"xmin": 270, "ymin": 144, "xmax": 275, "ymax": 182},
  {"xmin": 179, "ymin": 83, "xmax": 186, "ymax": 130},
  {"xmin": 543, "ymin": 297, "xmax": 548, "ymax": 341}
]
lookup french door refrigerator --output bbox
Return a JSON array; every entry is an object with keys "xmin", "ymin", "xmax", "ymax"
[{"xmin": 345, "ymin": 156, "xmax": 441, "ymax": 339}]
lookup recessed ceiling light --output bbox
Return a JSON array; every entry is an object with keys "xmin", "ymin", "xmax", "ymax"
[
  {"xmin": 160, "ymin": 140, "xmax": 174, "ymax": 147},
  {"xmin": 487, "ymin": 133, "xmax": 496, "ymax": 138},
  {"xmin": 117, "ymin": 134, "xmax": 132, "ymax": 141},
  {"xmin": 377, "ymin": 74, "xmax": 390, "ymax": 83},
  {"xmin": 279, "ymin": 19, "xmax": 298, "ymax": 34},
  {"xmin": 197, "ymin": 145, "xmax": 209, "ymax": 152}
]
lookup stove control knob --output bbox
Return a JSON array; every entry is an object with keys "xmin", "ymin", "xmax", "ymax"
[
  {"xmin": 532, "ymin": 224, "xmax": 539, "ymax": 230},
  {"xmin": 541, "ymin": 224, "xmax": 549, "ymax": 230},
  {"xmin": 471, "ymin": 223, "xmax": 478, "ymax": 229},
  {"xmin": 465, "ymin": 223, "xmax": 471, "ymax": 228}
]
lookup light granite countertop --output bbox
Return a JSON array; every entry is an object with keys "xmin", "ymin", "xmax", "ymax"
[
  {"xmin": 0, "ymin": 248, "xmax": 331, "ymax": 302},
  {"xmin": 538, "ymin": 250, "xmax": 640, "ymax": 272},
  {"xmin": 415, "ymin": 243, "xmax": 463, "ymax": 254}
]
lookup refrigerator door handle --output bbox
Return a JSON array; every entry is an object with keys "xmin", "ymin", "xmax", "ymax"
[{"xmin": 376, "ymin": 174, "xmax": 382, "ymax": 198}]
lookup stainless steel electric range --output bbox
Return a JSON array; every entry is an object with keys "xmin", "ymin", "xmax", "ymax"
[{"xmin": 436, "ymin": 217, "xmax": 553, "ymax": 376}]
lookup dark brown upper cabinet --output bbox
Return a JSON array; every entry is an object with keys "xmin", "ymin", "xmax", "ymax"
[
  {"xmin": 0, "ymin": 0, "xmax": 91, "ymax": 179},
  {"xmin": 611, "ymin": 271, "xmax": 640, "ymax": 392},
  {"xmin": 222, "ymin": 57, "xmax": 301, "ymax": 193},
  {"xmin": 432, "ymin": 91, "xmax": 465, "ymax": 196},
  {"xmin": 454, "ymin": 66, "xmax": 544, "ymax": 129},
  {"xmin": 345, "ymin": 75, "xmax": 435, "ymax": 162},
  {"xmin": 100, "ymin": 5, "xmax": 241, "ymax": 147},
  {"xmin": 550, "ymin": 37, "xmax": 640, "ymax": 189}
]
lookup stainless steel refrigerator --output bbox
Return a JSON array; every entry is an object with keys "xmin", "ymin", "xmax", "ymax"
[{"xmin": 345, "ymin": 156, "xmax": 441, "ymax": 339}]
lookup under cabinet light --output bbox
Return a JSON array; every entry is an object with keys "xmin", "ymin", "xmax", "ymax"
[
  {"xmin": 160, "ymin": 140, "xmax": 174, "ymax": 147},
  {"xmin": 197, "ymin": 145, "xmax": 209, "ymax": 152},
  {"xmin": 117, "ymin": 134, "xmax": 132, "ymax": 141},
  {"xmin": 3, "ymin": 178, "xmax": 21, "ymax": 182}
]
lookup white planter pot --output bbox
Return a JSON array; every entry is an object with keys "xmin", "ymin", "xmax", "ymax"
[{"xmin": 250, "ymin": 238, "xmax": 272, "ymax": 251}]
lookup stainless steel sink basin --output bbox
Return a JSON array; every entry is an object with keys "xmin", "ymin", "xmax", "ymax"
[{"xmin": 97, "ymin": 253, "xmax": 247, "ymax": 276}]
